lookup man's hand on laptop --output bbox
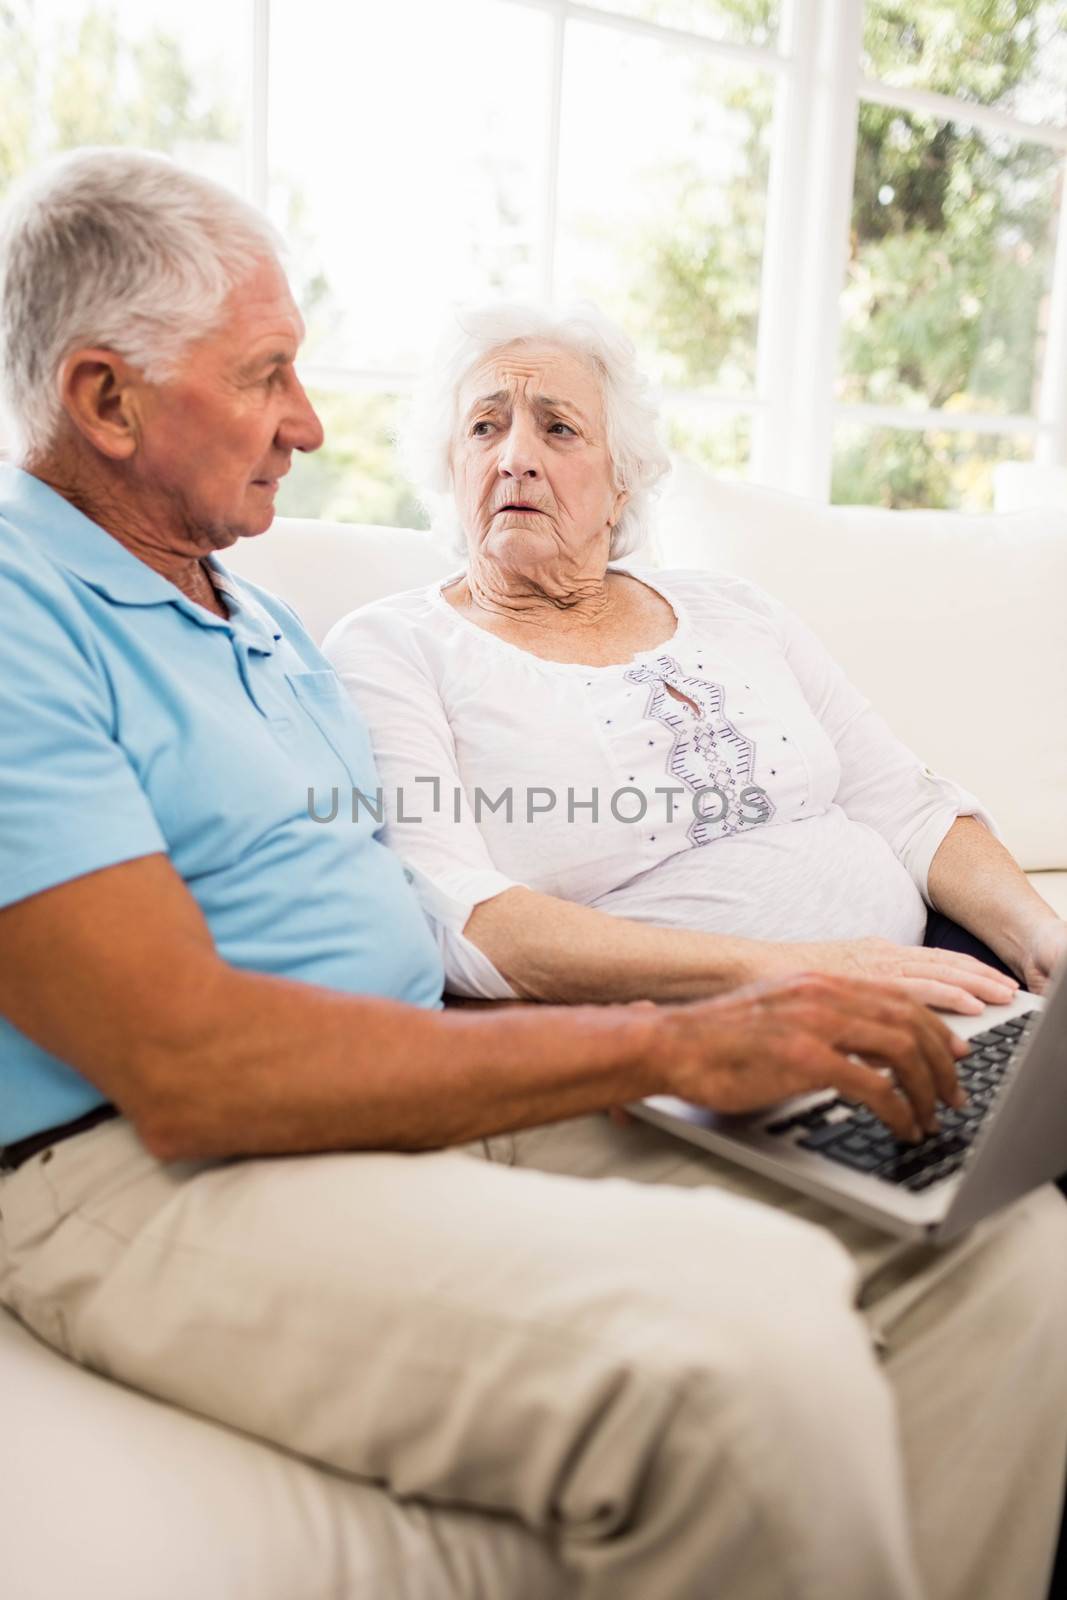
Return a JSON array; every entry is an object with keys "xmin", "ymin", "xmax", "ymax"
[{"xmin": 660, "ymin": 974, "xmax": 969, "ymax": 1143}]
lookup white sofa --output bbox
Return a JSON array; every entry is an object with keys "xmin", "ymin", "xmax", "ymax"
[{"xmin": 3, "ymin": 472, "xmax": 1065, "ymax": 1597}]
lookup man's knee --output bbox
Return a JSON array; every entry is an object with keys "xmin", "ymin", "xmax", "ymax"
[
  {"xmin": 582, "ymin": 1190, "xmax": 880, "ymax": 1477},
  {"xmin": 597, "ymin": 1239, "xmax": 914, "ymax": 1598}
]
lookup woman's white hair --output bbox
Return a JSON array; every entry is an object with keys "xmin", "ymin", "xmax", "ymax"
[
  {"xmin": 0, "ymin": 147, "xmax": 282, "ymax": 460},
  {"xmin": 402, "ymin": 302, "xmax": 670, "ymax": 561}
]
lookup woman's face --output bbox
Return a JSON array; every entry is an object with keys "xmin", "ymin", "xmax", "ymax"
[{"xmin": 450, "ymin": 340, "xmax": 627, "ymax": 573}]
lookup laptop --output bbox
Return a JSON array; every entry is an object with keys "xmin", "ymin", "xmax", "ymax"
[{"xmin": 630, "ymin": 961, "xmax": 1066, "ymax": 1242}]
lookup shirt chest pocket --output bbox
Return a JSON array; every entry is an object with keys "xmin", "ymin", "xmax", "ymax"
[{"xmin": 285, "ymin": 671, "xmax": 383, "ymax": 797}]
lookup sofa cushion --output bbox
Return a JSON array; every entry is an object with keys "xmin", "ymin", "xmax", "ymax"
[
  {"xmin": 0, "ymin": 1306, "xmax": 557, "ymax": 1600},
  {"xmin": 655, "ymin": 461, "xmax": 1067, "ymax": 872}
]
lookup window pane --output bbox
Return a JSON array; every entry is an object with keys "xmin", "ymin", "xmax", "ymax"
[
  {"xmin": 555, "ymin": 21, "xmax": 773, "ymax": 395},
  {"xmin": 662, "ymin": 405, "xmax": 752, "ymax": 476},
  {"xmin": 0, "ymin": 0, "xmax": 244, "ymax": 202},
  {"xmin": 275, "ymin": 390, "xmax": 427, "ymax": 529},
  {"xmin": 269, "ymin": 0, "xmax": 550, "ymax": 375},
  {"xmin": 863, "ymin": 1, "xmax": 1067, "ymax": 128},
  {"xmin": 578, "ymin": 0, "xmax": 779, "ymax": 47},
  {"xmin": 839, "ymin": 108, "xmax": 1062, "ymax": 416},
  {"xmin": 831, "ymin": 421, "xmax": 1034, "ymax": 510}
]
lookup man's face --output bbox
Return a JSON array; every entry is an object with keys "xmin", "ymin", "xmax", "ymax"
[
  {"xmin": 130, "ymin": 255, "xmax": 324, "ymax": 548},
  {"xmin": 450, "ymin": 341, "xmax": 625, "ymax": 571}
]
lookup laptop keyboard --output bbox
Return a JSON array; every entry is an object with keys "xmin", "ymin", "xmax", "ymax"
[{"xmin": 763, "ymin": 1014, "xmax": 1034, "ymax": 1192}]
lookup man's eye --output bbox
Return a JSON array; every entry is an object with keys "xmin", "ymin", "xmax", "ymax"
[{"xmin": 471, "ymin": 421, "xmax": 494, "ymax": 437}]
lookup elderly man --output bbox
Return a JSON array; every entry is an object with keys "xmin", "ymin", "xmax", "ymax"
[{"xmin": 0, "ymin": 150, "xmax": 1064, "ymax": 1600}]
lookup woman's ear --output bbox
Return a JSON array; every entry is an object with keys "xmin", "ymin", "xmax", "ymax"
[
  {"xmin": 609, "ymin": 487, "xmax": 630, "ymax": 528},
  {"xmin": 57, "ymin": 348, "xmax": 142, "ymax": 461}
]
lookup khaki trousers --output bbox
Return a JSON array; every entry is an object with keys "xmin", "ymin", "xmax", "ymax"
[{"xmin": 1, "ymin": 1111, "xmax": 1065, "ymax": 1600}]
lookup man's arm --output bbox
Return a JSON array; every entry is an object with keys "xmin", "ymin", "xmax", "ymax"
[{"xmin": 0, "ymin": 854, "xmax": 968, "ymax": 1161}]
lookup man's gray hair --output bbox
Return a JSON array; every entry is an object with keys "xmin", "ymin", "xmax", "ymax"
[
  {"xmin": 0, "ymin": 147, "xmax": 282, "ymax": 460},
  {"xmin": 403, "ymin": 302, "xmax": 670, "ymax": 560}
]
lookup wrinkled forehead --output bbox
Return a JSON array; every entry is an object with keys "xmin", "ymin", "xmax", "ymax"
[
  {"xmin": 200, "ymin": 255, "xmax": 306, "ymax": 362},
  {"xmin": 456, "ymin": 340, "xmax": 605, "ymax": 424}
]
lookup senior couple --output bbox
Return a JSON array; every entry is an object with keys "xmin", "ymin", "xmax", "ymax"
[{"xmin": 0, "ymin": 148, "xmax": 1065, "ymax": 1600}]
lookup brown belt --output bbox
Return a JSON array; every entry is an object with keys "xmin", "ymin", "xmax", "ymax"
[{"xmin": 0, "ymin": 1103, "xmax": 120, "ymax": 1172}]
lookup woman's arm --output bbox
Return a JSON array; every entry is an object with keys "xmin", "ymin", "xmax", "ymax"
[
  {"xmin": 465, "ymin": 883, "xmax": 1016, "ymax": 1009},
  {"xmin": 771, "ymin": 592, "xmax": 997, "ymax": 895},
  {"xmin": 927, "ymin": 816, "xmax": 1066, "ymax": 993},
  {"xmin": 768, "ymin": 593, "xmax": 1063, "ymax": 991}
]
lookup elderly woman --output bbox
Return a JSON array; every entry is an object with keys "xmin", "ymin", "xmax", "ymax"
[{"xmin": 324, "ymin": 304, "xmax": 1065, "ymax": 1009}]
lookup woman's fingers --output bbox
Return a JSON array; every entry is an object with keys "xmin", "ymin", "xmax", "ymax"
[
  {"xmin": 886, "ymin": 976, "xmax": 985, "ymax": 1015},
  {"xmin": 822, "ymin": 939, "xmax": 1018, "ymax": 1009},
  {"xmin": 904, "ymin": 950, "xmax": 1017, "ymax": 1003}
]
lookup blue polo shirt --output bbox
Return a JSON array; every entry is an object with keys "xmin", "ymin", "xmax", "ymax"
[{"xmin": 0, "ymin": 465, "xmax": 444, "ymax": 1144}]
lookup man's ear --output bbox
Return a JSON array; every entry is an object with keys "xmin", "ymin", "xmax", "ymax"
[{"xmin": 57, "ymin": 348, "xmax": 143, "ymax": 461}]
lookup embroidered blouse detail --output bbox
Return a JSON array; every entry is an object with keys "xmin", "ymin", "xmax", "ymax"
[{"xmin": 624, "ymin": 654, "xmax": 774, "ymax": 847}]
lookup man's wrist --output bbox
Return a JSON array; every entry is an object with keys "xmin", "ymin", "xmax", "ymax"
[
  {"xmin": 629, "ymin": 998, "xmax": 724, "ymax": 1105},
  {"xmin": 612, "ymin": 1000, "xmax": 676, "ymax": 1102}
]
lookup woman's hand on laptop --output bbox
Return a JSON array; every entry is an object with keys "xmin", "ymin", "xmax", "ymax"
[
  {"xmin": 761, "ymin": 937, "xmax": 1017, "ymax": 1016},
  {"xmin": 660, "ymin": 974, "xmax": 969, "ymax": 1143},
  {"xmin": 1015, "ymin": 916, "xmax": 1067, "ymax": 996}
]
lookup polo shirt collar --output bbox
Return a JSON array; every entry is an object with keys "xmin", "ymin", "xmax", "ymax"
[
  {"xmin": 0, "ymin": 463, "xmax": 188, "ymax": 607},
  {"xmin": 208, "ymin": 560, "xmax": 284, "ymax": 651},
  {"xmin": 0, "ymin": 464, "xmax": 280, "ymax": 650}
]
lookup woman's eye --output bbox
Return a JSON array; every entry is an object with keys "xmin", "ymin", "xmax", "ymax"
[
  {"xmin": 548, "ymin": 421, "xmax": 576, "ymax": 436},
  {"xmin": 471, "ymin": 421, "xmax": 494, "ymax": 437}
]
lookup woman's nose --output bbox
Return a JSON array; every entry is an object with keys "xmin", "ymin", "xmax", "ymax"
[{"xmin": 497, "ymin": 419, "xmax": 540, "ymax": 478}]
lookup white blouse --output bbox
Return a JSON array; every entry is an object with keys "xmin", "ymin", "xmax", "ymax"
[{"xmin": 324, "ymin": 566, "xmax": 991, "ymax": 998}]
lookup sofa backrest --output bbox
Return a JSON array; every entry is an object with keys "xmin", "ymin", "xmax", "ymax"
[
  {"xmin": 222, "ymin": 519, "xmax": 454, "ymax": 645},
  {"xmin": 655, "ymin": 462, "xmax": 1067, "ymax": 873}
]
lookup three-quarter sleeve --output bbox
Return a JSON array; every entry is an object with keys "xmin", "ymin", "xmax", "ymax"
[
  {"xmin": 324, "ymin": 603, "xmax": 521, "ymax": 998},
  {"xmin": 767, "ymin": 592, "xmax": 996, "ymax": 896}
]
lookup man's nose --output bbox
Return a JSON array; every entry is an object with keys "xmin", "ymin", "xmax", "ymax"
[
  {"xmin": 279, "ymin": 376, "xmax": 325, "ymax": 454},
  {"xmin": 497, "ymin": 417, "xmax": 540, "ymax": 478}
]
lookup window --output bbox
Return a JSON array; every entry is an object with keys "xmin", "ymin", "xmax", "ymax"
[
  {"xmin": 266, "ymin": 0, "xmax": 786, "ymax": 519},
  {"xmin": 2, "ymin": 0, "xmax": 1066, "ymax": 517},
  {"xmin": 834, "ymin": 0, "xmax": 1067, "ymax": 508},
  {"xmin": 0, "ymin": 0, "xmax": 245, "ymax": 192}
]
